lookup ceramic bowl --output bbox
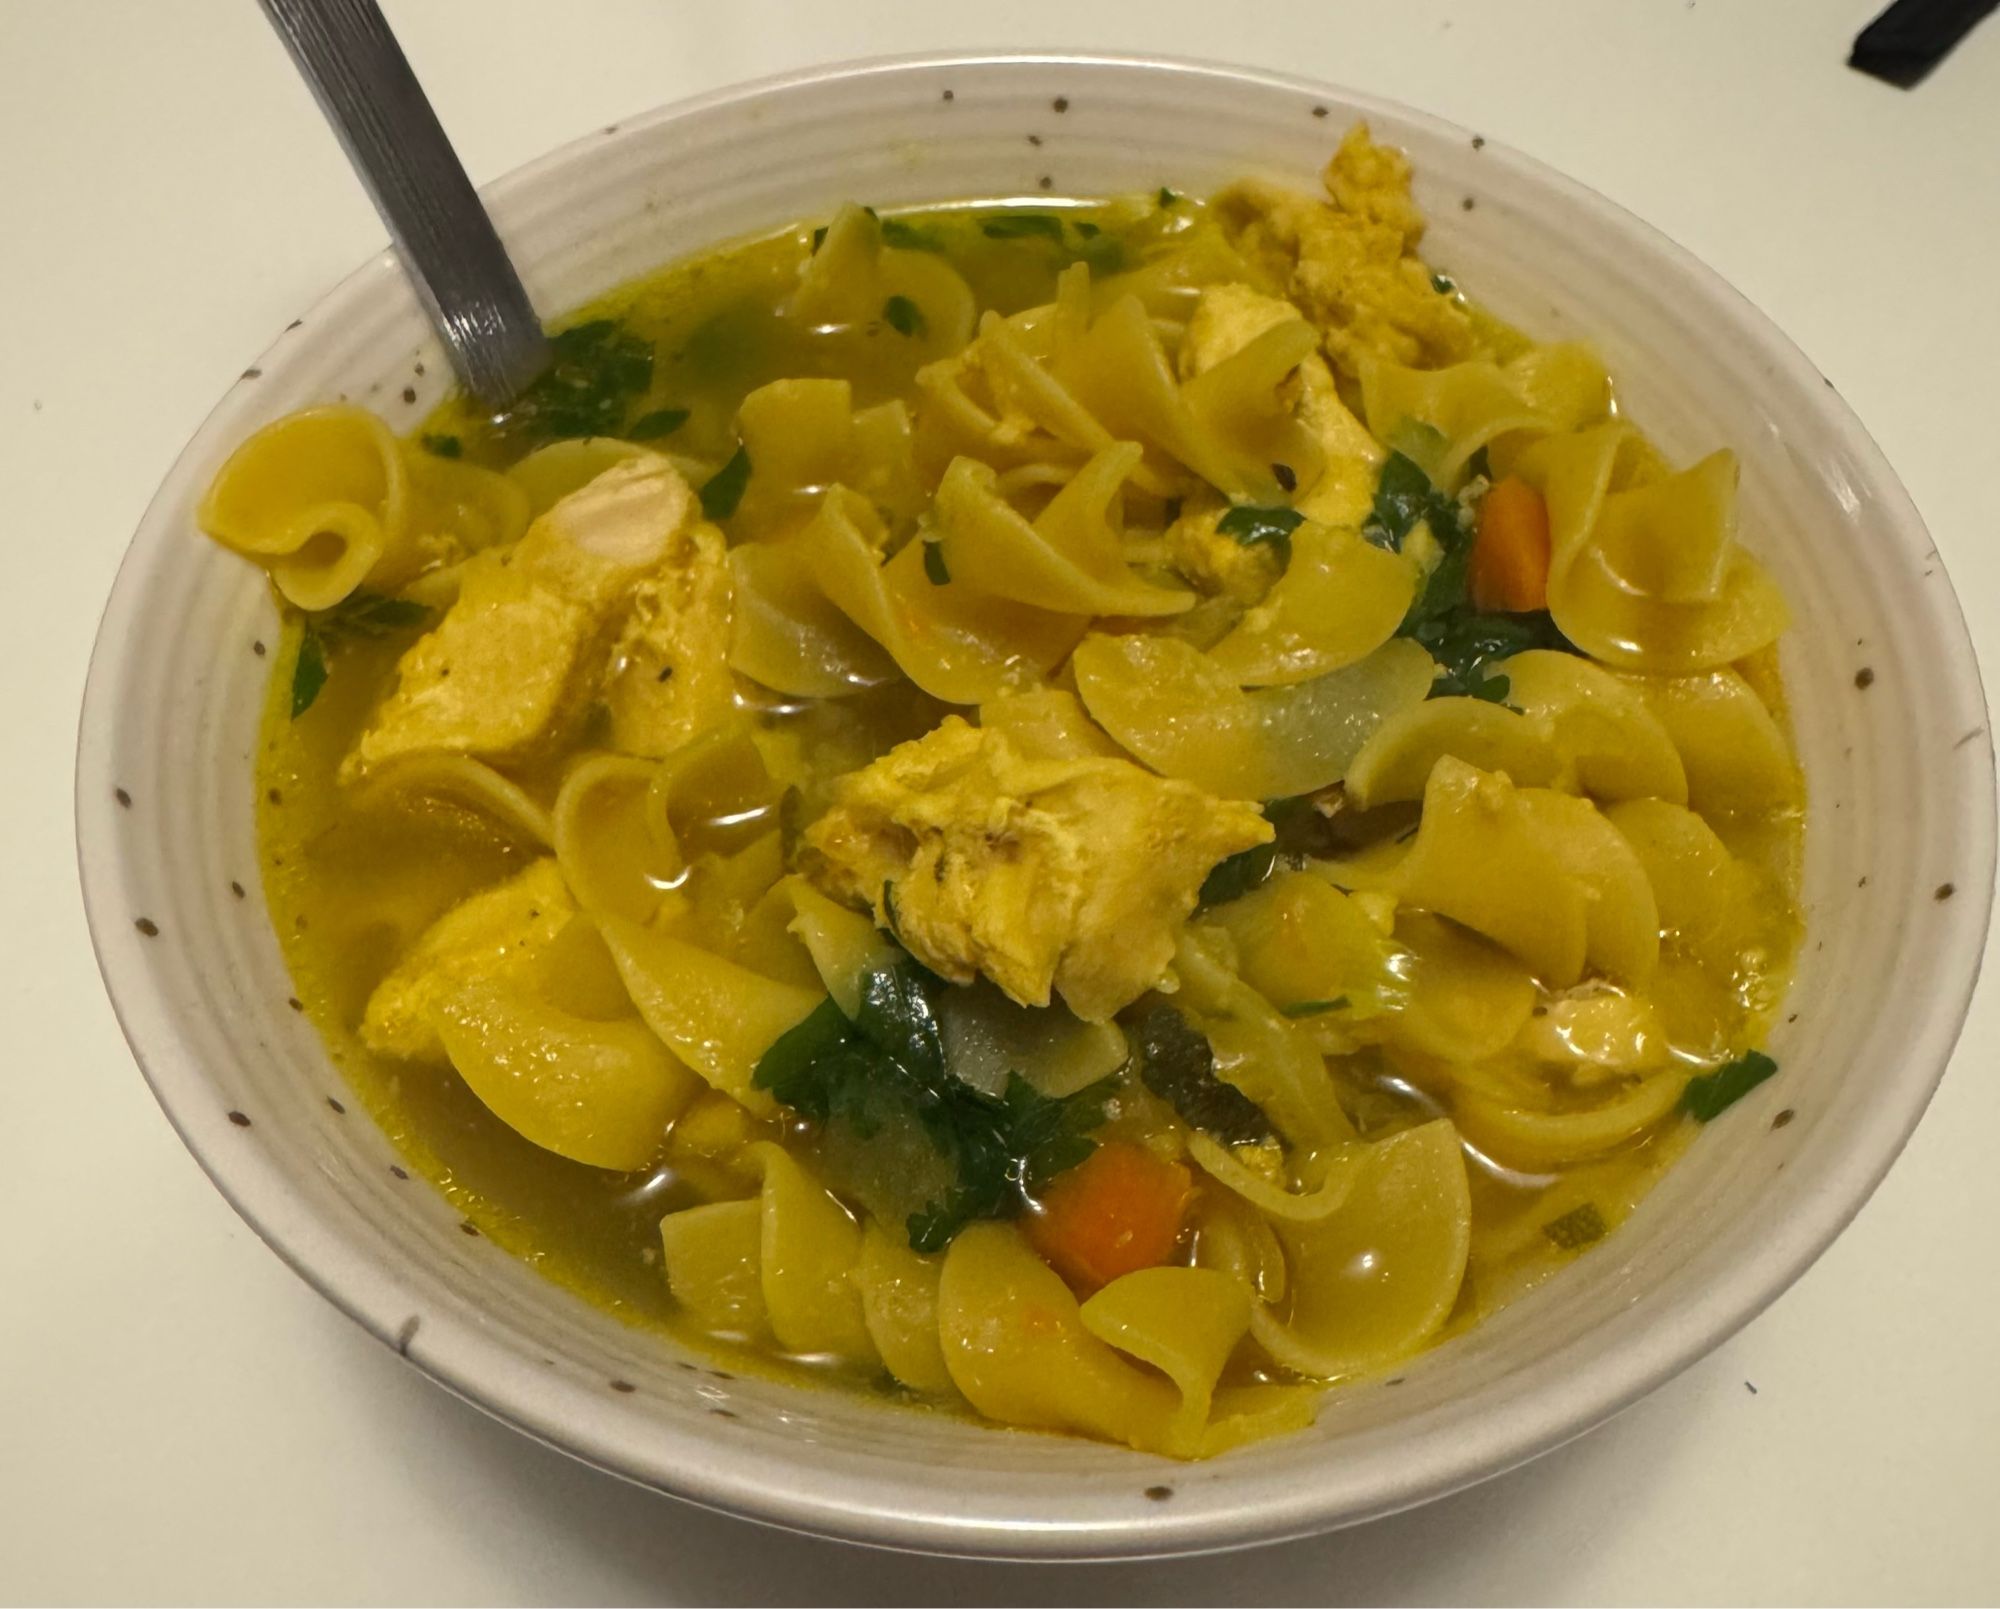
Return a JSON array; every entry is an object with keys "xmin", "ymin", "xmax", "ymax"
[{"xmin": 77, "ymin": 52, "xmax": 1994, "ymax": 1559}]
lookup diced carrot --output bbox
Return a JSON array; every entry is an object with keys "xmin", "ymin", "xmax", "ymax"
[
  {"xmin": 1024, "ymin": 1141, "xmax": 1193, "ymax": 1294},
  {"xmin": 1470, "ymin": 476, "xmax": 1552, "ymax": 613}
]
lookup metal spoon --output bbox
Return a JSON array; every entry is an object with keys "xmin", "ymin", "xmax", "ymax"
[{"xmin": 258, "ymin": 0, "xmax": 550, "ymax": 408}]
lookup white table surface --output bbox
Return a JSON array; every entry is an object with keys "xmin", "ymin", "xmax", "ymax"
[{"xmin": 5, "ymin": 2, "xmax": 1998, "ymax": 1602}]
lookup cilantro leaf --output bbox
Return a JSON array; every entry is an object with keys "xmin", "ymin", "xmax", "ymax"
[
  {"xmin": 699, "ymin": 445, "xmax": 752, "ymax": 521},
  {"xmin": 1216, "ymin": 504, "xmax": 1304, "ymax": 566},
  {"xmin": 286, "ymin": 591, "xmax": 431, "ymax": 719},
  {"xmin": 1157, "ymin": 186, "xmax": 1182, "ymax": 208},
  {"xmin": 1362, "ymin": 449, "xmax": 1461, "ymax": 555},
  {"xmin": 882, "ymin": 295, "xmax": 928, "ymax": 338},
  {"xmin": 1681, "ymin": 1050, "xmax": 1780, "ymax": 1122},
  {"xmin": 922, "ymin": 541, "xmax": 951, "ymax": 585},
  {"xmin": 752, "ymin": 959, "xmax": 1112, "ymax": 1251},
  {"xmin": 290, "ymin": 628, "xmax": 328, "ymax": 718},
  {"xmin": 419, "ymin": 433, "xmax": 462, "ymax": 459},
  {"xmin": 1131, "ymin": 1003, "xmax": 1275, "ymax": 1146},
  {"xmin": 627, "ymin": 407, "xmax": 690, "ymax": 441},
  {"xmin": 1363, "ymin": 449, "xmax": 1577, "ymax": 700}
]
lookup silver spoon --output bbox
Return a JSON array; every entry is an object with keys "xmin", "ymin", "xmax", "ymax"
[{"xmin": 258, "ymin": 0, "xmax": 550, "ymax": 408}]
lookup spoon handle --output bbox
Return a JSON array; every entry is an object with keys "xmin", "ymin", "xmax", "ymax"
[{"xmin": 258, "ymin": 0, "xmax": 549, "ymax": 408}]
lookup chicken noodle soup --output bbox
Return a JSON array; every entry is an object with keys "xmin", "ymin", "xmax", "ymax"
[{"xmin": 209, "ymin": 126, "xmax": 1802, "ymax": 1457}]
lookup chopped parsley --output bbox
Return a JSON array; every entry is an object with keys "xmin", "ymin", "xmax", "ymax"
[
  {"xmin": 1430, "ymin": 270, "xmax": 1457, "ymax": 295},
  {"xmin": 1681, "ymin": 1050, "xmax": 1780, "ymax": 1123},
  {"xmin": 699, "ymin": 445, "xmax": 752, "ymax": 521},
  {"xmin": 289, "ymin": 591, "xmax": 431, "ymax": 718},
  {"xmin": 753, "ymin": 961, "xmax": 1111, "ymax": 1251},
  {"xmin": 626, "ymin": 407, "xmax": 690, "ymax": 441},
  {"xmin": 1157, "ymin": 186, "xmax": 1182, "ymax": 208},
  {"xmin": 1543, "ymin": 1202, "xmax": 1608, "ymax": 1250},
  {"xmin": 1131, "ymin": 1003, "xmax": 1275, "ymax": 1146},
  {"xmin": 492, "ymin": 318, "xmax": 654, "ymax": 446},
  {"xmin": 1216, "ymin": 504, "xmax": 1305, "ymax": 566},
  {"xmin": 922, "ymin": 540, "xmax": 951, "ymax": 585},
  {"xmin": 418, "ymin": 432, "xmax": 462, "ymax": 459},
  {"xmin": 882, "ymin": 295, "xmax": 927, "ymax": 338}
]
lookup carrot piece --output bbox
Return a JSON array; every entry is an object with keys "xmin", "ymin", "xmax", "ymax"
[
  {"xmin": 1470, "ymin": 476, "xmax": 1552, "ymax": 613},
  {"xmin": 1024, "ymin": 1141, "xmax": 1193, "ymax": 1294}
]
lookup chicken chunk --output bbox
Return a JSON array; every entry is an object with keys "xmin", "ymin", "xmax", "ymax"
[
  {"xmin": 1178, "ymin": 283, "xmax": 1384, "ymax": 529},
  {"xmin": 603, "ymin": 518, "xmax": 737, "ymax": 758},
  {"xmin": 345, "ymin": 455, "xmax": 698, "ymax": 778},
  {"xmin": 1214, "ymin": 124, "xmax": 1490, "ymax": 378},
  {"xmin": 361, "ymin": 857, "xmax": 575, "ymax": 1062},
  {"xmin": 804, "ymin": 718, "xmax": 1272, "ymax": 1021}
]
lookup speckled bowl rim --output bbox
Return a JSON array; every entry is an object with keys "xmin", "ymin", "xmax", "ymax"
[{"xmin": 77, "ymin": 50, "xmax": 1995, "ymax": 1560}]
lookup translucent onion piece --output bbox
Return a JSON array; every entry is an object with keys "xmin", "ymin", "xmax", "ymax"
[{"xmin": 1073, "ymin": 632, "xmax": 1434, "ymax": 800}]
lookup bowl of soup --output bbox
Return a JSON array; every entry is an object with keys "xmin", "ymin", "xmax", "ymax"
[{"xmin": 77, "ymin": 53, "xmax": 1992, "ymax": 1557}]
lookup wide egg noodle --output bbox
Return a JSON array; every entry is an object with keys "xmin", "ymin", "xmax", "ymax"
[{"xmin": 199, "ymin": 403, "xmax": 526, "ymax": 608}]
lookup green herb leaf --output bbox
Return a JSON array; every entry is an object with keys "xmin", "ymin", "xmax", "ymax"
[
  {"xmin": 1411, "ymin": 610, "xmax": 1569, "ymax": 702},
  {"xmin": 1430, "ymin": 270, "xmax": 1457, "ymax": 295},
  {"xmin": 1157, "ymin": 186, "xmax": 1182, "ymax": 208},
  {"xmin": 699, "ymin": 445, "xmax": 752, "ymax": 521},
  {"xmin": 1216, "ymin": 504, "xmax": 1304, "ymax": 566},
  {"xmin": 922, "ymin": 541, "xmax": 951, "ymax": 585},
  {"xmin": 1543, "ymin": 1202, "xmax": 1608, "ymax": 1250},
  {"xmin": 1362, "ymin": 449, "xmax": 1461, "ymax": 556},
  {"xmin": 811, "ymin": 225, "xmax": 828, "ymax": 253},
  {"xmin": 980, "ymin": 212, "xmax": 1067, "ymax": 241},
  {"xmin": 419, "ymin": 432, "xmax": 462, "ymax": 459},
  {"xmin": 882, "ymin": 295, "xmax": 928, "ymax": 338},
  {"xmin": 1681, "ymin": 1050, "xmax": 1780, "ymax": 1123},
  {"xmin": 1072, "ymin": 220, "xmax": 1101, "ymax": 237},
  {"xmin": 290, "ymin": 627, "xmax": 328, "ymax": 718},
  {"xmin": 1132, "ymin": 1003, "xmax": 1276, "ymax": 1146},
  {"xmin": 881, "ymin": 217, "xmax": 946, "ymax": 252},
  {"xmin": 752, "ymin": 958, "xmax": 1112, "ymax": 1251},
  {"xmin": 627, "ymin": 407, "xmax": 690, "ymax": 441},
  {"xmin": 491, "ymin": 318, "xmax": 655, "ymax": 446},
  {"xmin": 1198, "ymin": 795, "xmax": 1333, "ymax": 907},
  {"xmin": 287, "ymin": 591, "xmax": 433, "ymax": 719},
  {"xmin": 1280, "ymin": 997, "xmax": 1350, "ymax": 1018}
]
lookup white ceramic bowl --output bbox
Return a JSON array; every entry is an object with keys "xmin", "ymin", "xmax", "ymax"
[{"xmin": 78, "ymin": 53, "xmax": 1994, "ymax": 1559}]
